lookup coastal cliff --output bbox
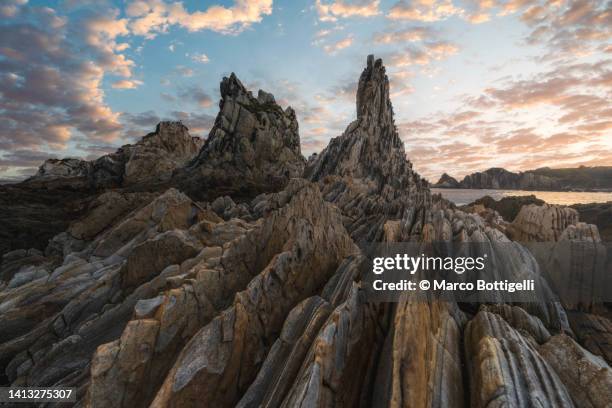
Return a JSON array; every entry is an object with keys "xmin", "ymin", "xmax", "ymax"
[{"xmin": 435, "ymin": 166, "xmax": 612, "ymax": 191}]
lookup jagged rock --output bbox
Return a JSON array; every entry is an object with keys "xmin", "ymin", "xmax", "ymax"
[
  {"xmin": 479, "ymin": 304, "xmax": 551, "ymax": 344},
  {"xmin": 540, "ymin": 334, "xmax": 612, "ymax": 407},
  {"xmin": 33, "ymin": 158, "xmax": 91, "ymax": 182},
  {"xmin": 508, "ymin": 203, "xmax": 579, "ymax": 241},
  {"xmin": 1, "ymin": 122, "xmax": 203, "ymax": 257},
  {"xmin": 372, "ymin": 301, "xmax": 466, "ymax": 408},
  {"xmin": 465, "ymin": 311, "xmax": 574, "ymax": 407},
  {"xmin": 0, "ymin": 188, "xmax": 207, "ymax": 395},
  {"xmin": 463, "ymin": 194, "xmax": 545, "ymax": 222},
  {"xmin": 177, "ymin": 73, "xmax": 305, "ymax": 201},
  {"xmin": 567, "ymin": 312, "xmax": 612, "ymax": 365},
  {"xmin": 122, "ymin": 122, "xmax": 203, "ymax": 185},
  {"xmin": 68, "ymin": 191, "xmax": 158, "ymax": 241},
  {"xmin": 149, "ymin": 181, "xmax": 356, "ymax": 407},
  {"xmin": 306, "ymin": 55, "xmax": 419, "ymax": 192},
  {"xmin": 2, "ymin": 54, "xmax": 611, "ymax": 408},
  {"xmin": 27, "ymin": 121, "xmax": 203, "ymax": 190},
  {"xmin": 305, "ymin": 55, "xmax": 431, "ymax": 242}
]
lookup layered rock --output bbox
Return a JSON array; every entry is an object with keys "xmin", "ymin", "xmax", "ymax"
[
  {"xmin": 28, "ymin": 121, "xmax": 203, "ymax": 189},
  {"xmin": 0, "ymin": 122, "xmax": 203, "ymax": 257},
  {"xmin": 306, "ymin": 55, "xmax": 431, "ymax": 242},
  {"xmin": 177, "ymin": 74, "xmax": 305, "ymax": 201},
  {"xmin": 465, "ymin": 311, "xmax": 574, "ymax": 407},
  {"xmin": 508, "ymin": 203, "xmax": 579, "ymax": 242},
  {"xmin": 1, "ymin": 55, "xmax": 611, "ymax": 408},
  {"xmin": 0, "ymin": 189, "xmax": 210, "ymax": 392}
]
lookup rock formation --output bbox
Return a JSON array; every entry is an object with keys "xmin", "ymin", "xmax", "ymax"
[
  {"xmin": 433, "ymin": 166, "xmax": 612, "ymax": 191},
  {"xmin": 571, "ymin": 201, "xmax": 612, "ymax": 241},
  {"xmin": 434, "ymin": 173, "xmax": 460, "ymax": 188},
  {"xmin": 176, "ymin": 73, "xmax": 305, "ymax": 201},
  {"xmin": 508, "ymin": 204, "xmax": 579, "ymax": 242},
  {"xmin": 1, "ymin": 55, "xmax": 611, "ymax": 408},
  {"xmin": 0, "ymin": 122, "xmax": 203, "ymax": 255},
  {"xmin": 29, "ymin": 121, "xmax": 203, "ymax": 189}
]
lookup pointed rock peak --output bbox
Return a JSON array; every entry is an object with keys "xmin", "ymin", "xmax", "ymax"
[
  {"xmin": 356, "ymin": 54, "xmax": 394, "ymax": 125},
  {"xmin": 220, "ymin": 72, "xmax": 250, "ymax": 101}
]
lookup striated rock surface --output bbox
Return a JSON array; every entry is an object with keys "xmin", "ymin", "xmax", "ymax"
[
  {"xmin": 465, "ymin": 311, "xmax": 574, "ymax": 407},
  {"xmin": 508, "ymin": 203, "xmax": 579, "ymax": 242},
  {"xmin": 306, "ymin": 55, "xmax": 431, "ymax": 242},
  {"xmin": 1, "ymin": 55, "xmax": 611, "ymax": 408},
  {"xmin": 0, "ymin": 122, "xmax": 203, "ymax": 257},
  {"xmin": 177, "ymin": 74, "xmax": 305, "ymax": 201},
  {"xmin": 540, "ymin": 334, "xmax": 612, "ymax": 407}
]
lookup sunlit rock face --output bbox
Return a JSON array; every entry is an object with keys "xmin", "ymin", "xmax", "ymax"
[{"xmin": 0, "ymin": 55, "xmax": 611, "ymax": 408}]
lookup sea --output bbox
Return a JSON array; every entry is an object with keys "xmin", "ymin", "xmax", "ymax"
[{"xmin": 431, "ymin": 188, "xmax": 612, "ymax": 206}]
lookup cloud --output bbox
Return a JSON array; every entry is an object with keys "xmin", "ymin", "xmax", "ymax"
[
  {"xmin": 388, "ymin": 0, "xmax": 462, "ymax": 22},
  {"xmin": 112, "ymin": 79, "xmax": 144, "ymax": 89},
  {"xmin": 0, "ymin": 149, "xmax": 58, "ymax": 169},
  {"xmin": 0, "ymin": 0, "xmax": 27, "ymax": 18},
  {"xmin": 0, "ymin": 5, "xmax": 125, "ymax": 161},
  {"xmin": 127, "ymin": 0, "xmax": 273, "ymax": 38},
  {"xmin": 401, "ymin": 58, "xmax": 612, "ymax": 180},
  {"xmin": 373, "ymin": 26, "xmax": 433, "ymax": 44},
  {"xmin": 190, "ymin": 52, "xmax": 210, "ymax": 63},
  {"xmin": 387, "ymin": 41, "xmax": 459, "ymax": 67},
  {"xmin": 173, "ymin": 65, "xmax": 195, "ymax": 77},
  {"xmin": 178, "ymin": 86, "xmax": 214, "ymax": 107},
  {"xmin": 521, "ymin": 0, "xmax": 611, "ymax": 58},
  {"xmin": 322, "ymin": 36, "xmax": 354, "ymax": 54},
  {"xmin": 315, "ymin": 0, "xmax": 380, "ymax": 22}
]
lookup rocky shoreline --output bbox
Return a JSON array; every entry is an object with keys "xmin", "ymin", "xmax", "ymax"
[
  {"xmin": 463, "ymin": 195, "xmax": 612, "ymax": 241},
  {"xmin": 1, "ymin": 56, "xmax": 611, "ymax": 407}
]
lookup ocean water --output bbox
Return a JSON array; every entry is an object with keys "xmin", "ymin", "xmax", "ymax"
[{"xmin": 431, "ymin": 188, "xmax": 612, "ymax": 206}]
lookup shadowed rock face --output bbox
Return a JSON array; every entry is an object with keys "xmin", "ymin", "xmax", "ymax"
[
  {"xmin": 0, "ymin": 122, "xmax": 203, "ymax": 255},
  {"xmin": 176, "ymin": 73, "xmax": 305, "ymax": 201},
  {"xmin": 1, "ymin": 55, "xmax": 612, "ymax": 408},
  {"xmin": 29, "ymin": 121, "xmax": 203, "ymax": 190}
]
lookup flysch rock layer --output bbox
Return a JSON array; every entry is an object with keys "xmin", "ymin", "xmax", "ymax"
[
  {"xmin": 175, "ymin": 73, "xmax": 306, "ymax": 201},
  {"xmin": 0, "ymin": 55, "xmax": 611, "ymax": 408}
]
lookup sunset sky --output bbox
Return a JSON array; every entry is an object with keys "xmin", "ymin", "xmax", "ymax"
[{"xmin": 0, "ymin": 0, "xmax": 610, "ymax": 182}]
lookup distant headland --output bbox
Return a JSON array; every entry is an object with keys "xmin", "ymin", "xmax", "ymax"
[{"xmin": 433, "ymin": 166, "xmax": 612, "ymax": 192}]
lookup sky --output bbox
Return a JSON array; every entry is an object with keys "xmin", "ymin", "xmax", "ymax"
[{"xmin": 0, "ymin": 0, "xmax": 610, "ymax": 183}]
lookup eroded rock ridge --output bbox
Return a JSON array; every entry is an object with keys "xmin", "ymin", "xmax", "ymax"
[{"xmin": 0, "ymin": 55, "xmax": 611, "ymax": 408}]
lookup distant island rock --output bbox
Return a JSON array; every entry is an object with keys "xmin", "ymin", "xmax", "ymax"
[{"xmin": 434, "ymin": 166, "xmax": 612, "ymax": 192}]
